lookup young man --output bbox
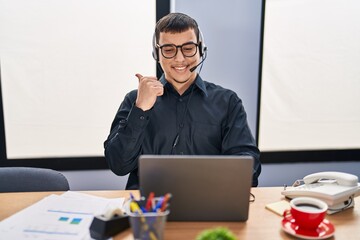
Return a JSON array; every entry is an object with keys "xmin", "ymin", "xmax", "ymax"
[{"xmin": 104, "ymin": 13, "xmax": 261, "ymax": 189}]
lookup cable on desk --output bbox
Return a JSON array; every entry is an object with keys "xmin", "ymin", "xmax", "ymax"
[{"xmin": 250, "ymin": 192, "xmax": 255, "ymax": 202}]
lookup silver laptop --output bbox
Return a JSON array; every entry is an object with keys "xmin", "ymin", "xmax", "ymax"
[{"xmin": 139, "ymin": 155, "xmax": 254, "ymax": 221}]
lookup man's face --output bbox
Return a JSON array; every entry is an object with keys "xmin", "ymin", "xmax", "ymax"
[{"xmin": 158, "ymin": 29, "xmax": 200, "ymax": 91}]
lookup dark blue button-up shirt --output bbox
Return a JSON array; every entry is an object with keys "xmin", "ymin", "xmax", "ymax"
[{"xmin": 104, "ymin": 74, "xmax": 261, "ymax": 189}]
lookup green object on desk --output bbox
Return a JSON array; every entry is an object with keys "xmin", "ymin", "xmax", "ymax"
[{"xmin": 196, "ymin": 227, "xmax": 237, "ymax": 240}]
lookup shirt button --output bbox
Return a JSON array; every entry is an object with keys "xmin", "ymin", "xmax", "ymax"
[
  {"xmin": 179, "ymin": 123, "xmax": 184, "ymax": 128},
  {"xmin": 140, "ymin": 116, "xmax": 145, "ymax": 120},
  {"xmin": 179, "ymin": 98, "xmax": 183, "ymax": 102}
]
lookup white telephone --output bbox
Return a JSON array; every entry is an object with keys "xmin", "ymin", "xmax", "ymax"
[{"xmin": 282, "ymin": 171, "xmax": 360, "ymax": 214}]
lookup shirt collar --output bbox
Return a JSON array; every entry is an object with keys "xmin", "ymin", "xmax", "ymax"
[{"xmin": 159, "ymin": 74, "xmax": 208, "ymax": 97}]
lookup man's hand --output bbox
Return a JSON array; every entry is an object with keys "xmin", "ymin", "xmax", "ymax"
[{"xmin": 135, "ymin": 74, "xmax": 164, "ymax": 111}]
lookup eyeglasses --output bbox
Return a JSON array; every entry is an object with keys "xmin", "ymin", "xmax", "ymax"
[{"xmin": 157, "ymin": 42, "xmax": 199, "ymax": 59}]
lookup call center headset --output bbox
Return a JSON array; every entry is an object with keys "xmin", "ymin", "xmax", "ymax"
[{"xmin": 152, "ymin": 28, "xmax": 207, "ymax": 64}]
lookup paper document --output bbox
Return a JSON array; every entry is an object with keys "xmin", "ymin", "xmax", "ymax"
[
  {"xmin": 0, "ymin": 191, "xmax": 125, "ymax": 240},
  {"xmin": 265, "ymin": 200, "xmax": 290, "ymax": 216}
]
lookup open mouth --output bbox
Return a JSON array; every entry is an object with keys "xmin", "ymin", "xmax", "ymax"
[{"xmin": 173, "ymin": 65, "xmax": 188, "ymax": 72}]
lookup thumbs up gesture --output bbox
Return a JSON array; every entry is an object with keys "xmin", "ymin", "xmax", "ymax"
[{"xmin": 135, "ymin": 74, "xmax": 164, "ymax": 111}]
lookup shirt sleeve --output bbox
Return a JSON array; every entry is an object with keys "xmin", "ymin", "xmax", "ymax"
[
  {"xmin": 221, "ymin": 93, "xmax": 261, "ymax": 187},
  {"xmin": 104, "ymin": 91, "xmax": 152, "ymax": 176}
]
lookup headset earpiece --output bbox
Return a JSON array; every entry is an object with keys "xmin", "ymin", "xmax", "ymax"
[
  {"xmin": 198, "ymin": 29, "xmax": 207, "ymax": 58},
  {"xmin": 152, "ymin": 32, "xmax": 159, "ymax": 61}
]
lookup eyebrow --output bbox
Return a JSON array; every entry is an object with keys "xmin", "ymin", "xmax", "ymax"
[{"xmin": 159, "ymin": 41, "xmax": 197, "ymax": 46}]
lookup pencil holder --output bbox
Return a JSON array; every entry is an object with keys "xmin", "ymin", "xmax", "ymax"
[{"xmin": 128, "ymin": 210, "xmax": 169, "ymax": 240}]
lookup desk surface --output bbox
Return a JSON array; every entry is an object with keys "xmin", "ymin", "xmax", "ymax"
[{"xmin": 0, "ymin": 187, "xmax": 359, "ymax": 239}]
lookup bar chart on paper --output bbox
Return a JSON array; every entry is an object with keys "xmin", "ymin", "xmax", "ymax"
[{"xmin": 20, "ymin": 211, "xmax": 89, "ymax": 239}]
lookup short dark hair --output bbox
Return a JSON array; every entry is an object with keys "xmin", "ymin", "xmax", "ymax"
[{"xmin": 155, "ymin": 13, "xmax": 200, "ymax": 44}]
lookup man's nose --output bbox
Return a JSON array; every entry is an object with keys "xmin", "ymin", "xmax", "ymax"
[{"xmin": 174, "ymin": 47, "xmax": 186, "ymax": 61}]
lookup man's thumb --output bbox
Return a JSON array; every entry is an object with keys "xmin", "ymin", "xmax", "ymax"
[{"xmin": 135, "ymin": 73, "xmax": 143, "ymax": 82}]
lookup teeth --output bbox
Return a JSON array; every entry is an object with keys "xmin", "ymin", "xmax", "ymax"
[{"xmin": 174, "ymin": 66, "xmax": 186, "ymax": 70}]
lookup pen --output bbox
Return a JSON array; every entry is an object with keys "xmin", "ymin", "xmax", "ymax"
[
  {"xmin": 154, "ymin": 196, "xmax": 164, "ymax": 211},
  {"xmin": 130, "ymin": 201, "xmax": 143, "ymax": 214},
  {"xmin": 160, "ymin": 193, "xmax": 172, "ymax": 212},
  {"xmin": 145, "ymin": 192, "xmax": 155, "ymax": 212},
  {"xmin": 140, "ymin": 206, "xmax": 148, "ymax": 213},
  {"xmin": 129, "ymin": 192, "xmax": 136, "ymax": 201}
]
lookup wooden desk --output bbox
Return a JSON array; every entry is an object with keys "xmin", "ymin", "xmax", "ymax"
[{"xmin": 0, "ymin": 187, "xmax": 359, "ymax": 239}]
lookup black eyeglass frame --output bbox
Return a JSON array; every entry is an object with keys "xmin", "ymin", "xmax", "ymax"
[{"xmin": 156, "ymin": 42, "xmax": 199, "ymax": 59}]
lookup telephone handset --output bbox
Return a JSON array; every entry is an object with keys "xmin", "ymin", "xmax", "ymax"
[
  {"xmin": 282, "ymin": 171, "xmax": 360, "ymax": 214},
  {"xmin": 303, "ymin": 172, "xmax": 358, "ymax": 187}
]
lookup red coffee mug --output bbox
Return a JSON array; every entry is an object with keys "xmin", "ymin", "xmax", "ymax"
[{"xmin": 283, "ymin": 197, "xmax": 328, "ymax": 230}]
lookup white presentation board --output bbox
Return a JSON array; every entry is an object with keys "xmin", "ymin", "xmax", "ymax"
[
  {"xmin": 0, "ymin": 0, "xmax": 156, "ymax": 158},
  {"xmin": 259, "ymin": 0, "xmax": 360, "ymax": 151}
]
